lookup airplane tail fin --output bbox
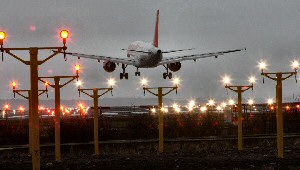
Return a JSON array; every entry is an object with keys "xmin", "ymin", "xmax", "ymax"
[{"xmin": 153, "ymin": 10, "xmax": 159, "ymax": 48}]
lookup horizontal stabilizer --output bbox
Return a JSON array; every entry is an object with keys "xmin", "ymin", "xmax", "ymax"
[
  {"xmin": 162, "ymin": 48, "xmax": 195, "ymax": 53},
  {"xmin": 121, "ymin": 49, "xmax": 151, "ymax": 54}
]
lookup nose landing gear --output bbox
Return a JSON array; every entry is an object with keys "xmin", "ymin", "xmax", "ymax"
[{"xmin": 135, "ymin": 68, "xmax": 140, "ymax": 76}]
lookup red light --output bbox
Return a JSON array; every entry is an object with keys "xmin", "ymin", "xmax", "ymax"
[
  {"xmin": 270, "ymin": 106, "xmax": 274, "ymax": 110},
  {"xmin": 213, "ymin": 121, "xmax": 219, "ymax": 127},
  {"xmin": 79, "ymin": 103, "xmax": 84, "ymax": 109},
  {"xmin": 0, "ymin": 31, "xmax": 6, "ymax": 40},
  {"xmin": 29, "ymin": 25, "xmax": 36, "ymax": 31},
  {"xmin": 11, "ymin": 81, "xmax": 16, "ymax": 87},
  {"xmin": 297, "ymin": 105, "xmax": 300, "ymax": 109},
  {"xmin": 4, "ymin": 104, "xmax": 9, "ymax": 110},
  {"xmin": 60, "ymin": 30, "xmax": 69, "ymax": 39},
  {"xmin": 19, "ymin": 106, "xmax": 25, "ymax": 112},
  {"xmin": 286, "ymin": 106, "xmax": 290, "ymax": 110},
  {"xmin": 75, "ymin": 65, "xmax": 80, "ymax": 71}
]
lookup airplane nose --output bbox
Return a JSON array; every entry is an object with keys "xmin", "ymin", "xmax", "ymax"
[{"xmin": 157, "ymin": 50, "xmax": 162, "ymax": 54}]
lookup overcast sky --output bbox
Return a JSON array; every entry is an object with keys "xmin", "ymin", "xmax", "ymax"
[{"xmin": 1, "ymin": 0, "xmax": 300, "ymax": 103}]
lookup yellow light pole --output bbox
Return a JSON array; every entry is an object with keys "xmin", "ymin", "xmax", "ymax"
[
  {"xmin": 38, "ymin": 65, "xmax": 79, "ymax": 162},
  {"xmin": 259, "ymin": 60, "xmax": 298, "ymax": 158},
  {"xmin": 141, "ymin": 78, "xmax": 179, "ymax": 153},
  {"xmin": 11, "ymin": 81, "xmax": 48, "ymax": 154},
  {"xmin": 0, "ymin": 30, "xmax": 69, "ymax": 170},
  {"xmin": 77, "ymin": 78, "xmax": 114, "ymax": 155},
  {"xmin": 223, "ymin": 75, "xmax": 254, "ymax": 151}
]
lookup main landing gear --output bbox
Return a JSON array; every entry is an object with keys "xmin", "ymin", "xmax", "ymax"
[
  {"xmin": 120, "ymin": 64, "xmax": 128, "ymax": 79},
  {"xmin": 163, "ymin": 65, "xmax": 172, "ymax": 79}
]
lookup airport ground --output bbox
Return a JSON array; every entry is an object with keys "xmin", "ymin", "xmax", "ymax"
[
  {"xmin": 1, "ymin": 139, "xmax": 300, "ymax": 170},
  {"xmin": 1, "ymin": 109, "xmax": 300, "ymax": 169}
]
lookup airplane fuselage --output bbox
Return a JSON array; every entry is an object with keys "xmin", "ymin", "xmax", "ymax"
[{"xmin": 127, "ymin": 41, "xmax": 162, "ymax": 68}]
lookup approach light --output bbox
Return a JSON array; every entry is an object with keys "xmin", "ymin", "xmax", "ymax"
[
  {"xmin": 11, "ymin": 81, "xmax": 17, "ymax": 88},
  {"xmin": 60, "ymin": 30, "xmax": 69, "ymax": 39},
  {"xmin": 75, "ymin": 64, "xmax": 80, "ymax": 71},
  {"xmin": 60, "ymin": 30, "xmax": 69, "ymax": 59},
  {"xmin": 44, "ymin": 81, "xmax": 50, "ymax": 91},
  {"xmin": 39, "ymin": 106, "xmax": 45, "ymax": 111},
  {"xmin": 222, "ymin": 75, "xmax": 231, "ymax": 85},
  {"xmin": 189, "ymin": 100, "xmax": 195, "ymax": 107},
  {"xmin": 172, "ymin": 77, "xmax": 181, "ymax": 86},
  {"xmin": 19, "ymin": 106, "xmax": 25, "ymax": 112},
  {"xmin": 150, "ymin": 108, "xmax": 156, "ymax": 113},
  {"xmin": 267, "ymin": 98, "xmax": 274, "ymax": 105},
  {"xmin": 291, "ymin": 60, "xmax": 299, "ymax": 70},
  {"xmin": 0, "ymin": 32, "xmax": 5, "ymax": 59},
  {"xmin": 0, "ymin": 32, "xmax": 6, "ymax": 41},
  {"xmin": 228, "ymin": 99, "xmax": 235, "ymax": 105},
  {"xmin": 140, "ymin": 78, "xmax": 148, "ymax": 86},
  {"xmin": 248, "ymin": 99, "xmax": 254, "ymax": 105},
  {"xmin": 75, "ymin": 65, "xmax": 80, "ymax": 80},
  {"xmin": 258, "ymin": 61, "xmax": 267, "ymax": 71},
  {"xmin": 249, "ymin": 76, "xmax": 256, "ymax": 84},
  {"xmin": 76, "ymin": 80, "xmax": 82, "ymax": 87},
  {"xmin": 216, "ymin": 106, "xmax": 222, "ymax": 111},
  {"xmin": 200, "ymin": 106, "xmax": 207, "ymax": 112},
  {"xmin": 78, "ymin": 103, "xmax": 84, "ymax": 109},
  {"xmin": 173, "ymin": 103, "xmax": 179, "ymax": 109},
  {"xmin": 4, "ymin": 104, "xmax": 9, "ymax": 110},
  {"xmin": 160, "ymin": 107, "xmax": 168, "ymax": 113},
  {"xmin": 107, "ymin": 78, "xmax": 116, "ymax": 87},
  {"xmin": 173, "ymin": 104, "xmax": 181, "ymax": 113},
  {"xmin": 208, "ymin": 99, "xmax": 215, "ymax": 106}
]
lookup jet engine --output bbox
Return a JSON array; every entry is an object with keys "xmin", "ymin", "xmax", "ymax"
[
  {"xmin": 103, "ymin": 61, "xmax": 116, "ymax": 72},
  {"xmin": 168, "ymin": 62, "xmax": 181, "ymax": 72}
]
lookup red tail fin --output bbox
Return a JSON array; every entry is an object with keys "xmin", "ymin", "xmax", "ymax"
[{"xmin": 153, "ymin": 10, "xmax": 159, "ymax": 47}]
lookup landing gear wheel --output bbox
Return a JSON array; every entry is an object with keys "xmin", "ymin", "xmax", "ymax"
[
  {"xmin": 168, "ymin": 72, "xmax": 172, "ymax": 79},
  {"xmin": 120, "ymin": 73, "xmax": 129, "ymax": 79},
  {"xmin": 162, "ymin": 65, "xmax": 173, "ymax": 80},
  {"xmin": 135, "ymin": 72, "xmax": 140, "ymax": 76},
  {"xmin": 163, "ymin": 73, "xmax": 167, "ymax": 79}
]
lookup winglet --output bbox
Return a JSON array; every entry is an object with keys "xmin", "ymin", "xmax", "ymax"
[{"xmin": 153, "ymin": 10, "xmax": 159, "ymax": 47}]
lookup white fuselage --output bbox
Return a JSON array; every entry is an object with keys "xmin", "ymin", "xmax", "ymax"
[{"xmin": 127, "ymin": 41, "xmax": 162, "ymax": 68}]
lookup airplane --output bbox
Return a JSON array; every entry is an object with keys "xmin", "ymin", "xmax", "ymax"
[{"xmin": 63, "ymin": 10, "xmax": 245, "ymax": 80}]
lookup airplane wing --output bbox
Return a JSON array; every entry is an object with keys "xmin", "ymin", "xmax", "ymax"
[
  {"xmin": 157, "ymin": 48, "xmax": 246, "ymax": 65},
  {"xmin": 64, "ymin": 52, "xmax": 135, "ymax": 65}
]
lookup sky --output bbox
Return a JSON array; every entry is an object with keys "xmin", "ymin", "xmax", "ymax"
[{"xmin": 1, "ymin": 0, "xmax": 300, "ymax": 103}]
